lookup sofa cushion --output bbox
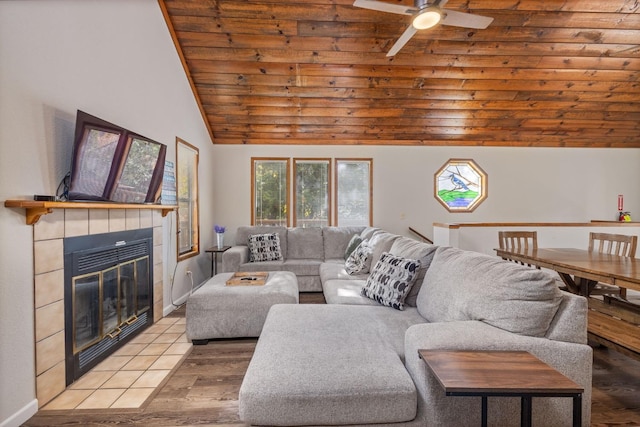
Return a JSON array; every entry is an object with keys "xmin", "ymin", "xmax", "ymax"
[
  {"xmin": 322, "ymin": 226, "xmax": 366, "ymax": 260},
  {"xmin": 360, "ymin": 226, "xmax": 381, "ymax": 240},
  {"xmin": 287, "ymin": 227, "xmax": 324, "ymax": 259},
  {"xmin": 323, "ymin": 279, "xmax": 379, "ymax": 305},
  {"xmin": 389, "ymin": 237, "xmax": 438, "ymax": 307},
  {"xmin": 248, "ymin": 233, "xmax": 283, "ymax": 262},
  {"xmin": 344, "ymin": 234, "xmax": 363, "ymax": 259},
  {"xmin": 238, "ymin": 304, "xmax": 425, "ymax": 426},
  {"xmin": 362, "ymin": 252, "xmax": 421, "ymax": 310},
  {"xmin": 417, "ymin": 246, "xmax": 563, "ymax": 337},
  {"xmin": 367, "ymin": 230, "xmax": 401, "ymax": 268},
  {"xmin": 236, "ymin": 226, "xmax": 288, "ymax": 258},
  {"xmin": 282, "ymin": 259, "xmax": 322, "ymax": 276},
  {"xmin": 239, "ymin": 260, "xmax": 285, "ymax": 272},
  {"xmin": 319, "ymin": 261, "xmax": 369, "ymax": 283},
  {"xmin": 344, "ymin": 241, "xmax": 373, "ymax": 274}
]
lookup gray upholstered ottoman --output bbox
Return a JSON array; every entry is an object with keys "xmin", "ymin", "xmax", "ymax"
[{"xmin": 186, "ymin": 271, "xmax": 298, "ymax": 343}]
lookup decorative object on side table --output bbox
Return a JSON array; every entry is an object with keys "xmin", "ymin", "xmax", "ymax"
[{"xmin": 215, "ymin": 224, "xmax": 226, "ymax": 248}]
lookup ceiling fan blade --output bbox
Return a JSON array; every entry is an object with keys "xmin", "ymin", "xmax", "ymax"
[
  {"xmin": 441, "ymin": 9, "xmax": 494, "ymax": 29},
  {"xmin": 353, "ymin": 0, "xmax": 416, "ymax": 15},
  {"xmin": 386, "ymin": 24, "xmax": 418, "ymax": 57}
]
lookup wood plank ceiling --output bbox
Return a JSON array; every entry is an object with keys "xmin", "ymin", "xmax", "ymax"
[{"xmin": 159, "ymin": 0, "xmax": 640, "ymax": 147}]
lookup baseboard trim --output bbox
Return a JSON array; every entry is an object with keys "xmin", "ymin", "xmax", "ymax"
[{"xmin": 1, "ymin": 399, "xmax": 38, "ymax": 427}]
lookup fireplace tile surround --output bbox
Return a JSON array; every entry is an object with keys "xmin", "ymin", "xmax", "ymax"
[{"xmin": 32, "ymin": 208, "xmax": 164, "ymax": 407}]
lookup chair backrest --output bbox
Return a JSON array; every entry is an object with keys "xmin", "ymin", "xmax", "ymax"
[
  {"xmin": 498, "ymin": 231, "xmax": 538, "ymax": 252},
  {"xmin": 588, "ymin": 232, "xmax": 637, "ymax": 258},
  {"xmin": 498, "ymin": 231, "xmax": 539, "ymax": 268}
]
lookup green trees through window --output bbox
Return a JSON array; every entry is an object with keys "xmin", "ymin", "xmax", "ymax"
[
  {"xmin": 252, "ymin": 157, "xmax": 372, "ymax": 227},
  {"xmin": 294, "ymin": 159, "xmax": 330, "ymax": 227},
  {"xmin": 252, "ymin": 158, "xmax": 289, "ymax": 226}
]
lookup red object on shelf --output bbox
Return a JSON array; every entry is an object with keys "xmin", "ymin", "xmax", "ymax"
[{"xmin": 618, "ymin": 194, "xmax": 624, "ymax": 211}]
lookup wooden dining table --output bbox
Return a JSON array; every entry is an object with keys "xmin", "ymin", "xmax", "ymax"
[
  {"xmin": 494, "ymin": 247, "xmax": 640, "ymax": 361},
  {"xmin": 494, "ymin": 247, "xmax": 640, "ymax": 296}
]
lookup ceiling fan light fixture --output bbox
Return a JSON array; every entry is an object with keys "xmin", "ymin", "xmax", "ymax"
[{"xmin": 412, "ymin": 7, "xmax": 441, "ymax": 30}]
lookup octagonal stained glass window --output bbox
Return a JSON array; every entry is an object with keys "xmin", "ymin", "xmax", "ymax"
[{"xmin": 434, "ymin": 159, "xmax": 487, "ymax": 212}]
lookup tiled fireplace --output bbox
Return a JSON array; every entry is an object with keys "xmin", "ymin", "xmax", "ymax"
[{"xmin": 33, "ymin": 208, "xmax": 164, "ymax": 407}]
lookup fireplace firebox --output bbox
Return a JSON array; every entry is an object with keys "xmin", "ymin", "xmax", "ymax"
[{"xmin": 64, "ymin": 228, "xmax": 154, "ymax": 385}]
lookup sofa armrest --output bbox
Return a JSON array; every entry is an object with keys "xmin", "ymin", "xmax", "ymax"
[
  {"xmin": 222, "ymin": 246, "xmax": 249, "ymax": 273},
  {"xmin": 404, "ymin": 321, "xmax": 592, "ymax": 427}
]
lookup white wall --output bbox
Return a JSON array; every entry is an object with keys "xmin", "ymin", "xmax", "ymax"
[
  {"xmin": 434, "ymin": 224, "xmax": 640, "ymax": 256},
  {"xmin": 212, "ymin": 145, "xmax": 640, "ymax": 244},
  {"xmin": 1, "ymin": 2, "xmax": 639, "ymax": 426},
  {"xmin": 0, "ymin": 1, "xmax": 213, "ymax": 425}
]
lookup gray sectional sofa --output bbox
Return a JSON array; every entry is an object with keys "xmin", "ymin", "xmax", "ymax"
[
  {"xmin": 224, "ymin": 226, "xmax": 592, "ymax": 426},
  {"xmin": 222, "ymin": 225, "xmax": 371, "ymax": 292}
]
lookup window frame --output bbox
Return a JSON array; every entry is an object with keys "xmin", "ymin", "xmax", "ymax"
[
  {"xmin": 251, "ymin": 157, "xmax": 290, "ymax": 227},
  {"xmin": 176, "ymin": 138, "xmax": 200, "ymax": 261},
  {"xmin": 334, "ymin": 158, "xmax": 373, "ymax": 227},
  {"xmin": 293, "ymin": 158, "xmax": 332, "ymax": 228}
]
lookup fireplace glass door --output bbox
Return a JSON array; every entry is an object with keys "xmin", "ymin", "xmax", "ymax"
[
  {"xmin": 72, "ymin": 256, "xmax": 150, "ymax": 354},
  {"xmin": 120, "ymin": 261, "xmax": 136, "ymax": 323},
  {"xmin": 73, "ymin": 273, "xmax": 101, "ymax": 352},
  {"xmin": 136, "ymin": 257, "xmax": 150, "ymax": 314},
  {"xmin": 102, "ymin": 266, "xmax": 119, "ymax": 336}
]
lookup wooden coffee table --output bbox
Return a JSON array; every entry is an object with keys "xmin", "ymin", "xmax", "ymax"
[{"xmin": 418, "ymin": 350, "xmax": 583, "ymax": 427}]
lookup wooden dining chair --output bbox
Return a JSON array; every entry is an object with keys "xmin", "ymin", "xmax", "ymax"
[
  {"xmin": 588, "ymin": 232, "xmax": 638, "ymax": 299},
  {"xmin": 498, "ymin": 231, "xmax": 540, "ymax": 268}
]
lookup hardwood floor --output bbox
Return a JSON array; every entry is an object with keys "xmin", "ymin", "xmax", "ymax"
[{"xmin": 25, "ymin": 294, "xmax": 640, "ymax": 426}]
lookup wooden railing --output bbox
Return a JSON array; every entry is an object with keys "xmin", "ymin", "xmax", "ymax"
[{"xmin": 409, "ymin": 227, "xmax": 433, "ymax": 244}]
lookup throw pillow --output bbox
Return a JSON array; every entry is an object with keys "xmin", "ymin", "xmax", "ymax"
[
  {"xmin": 361, "ymin": 252, "xmax": 421, "ymax": 311},
  {"xmin": 248, "ymin": 233, "xmax": 283, "ymax": 262},
  {"xmin": 344, "ymin": 234, "xmax": 364, "ymax": 260},
  {"xmin": 345, "ymin": 241, "xmax": 373, "ymax": 275}
]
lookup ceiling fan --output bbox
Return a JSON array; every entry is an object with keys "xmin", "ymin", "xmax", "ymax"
[{"xmin": 353, "ymin": 0, "xmax": 494, "ymax": 57}]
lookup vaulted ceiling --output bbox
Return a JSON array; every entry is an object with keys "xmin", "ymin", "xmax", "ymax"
[{"xmin": 159, "ymin": 0, "xmax": 640, "ymax": 147}]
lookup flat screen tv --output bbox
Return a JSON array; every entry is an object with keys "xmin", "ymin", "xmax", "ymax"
[{"xmin": 68, "ymin": 110, "xmax": 166, "ymax": 204}]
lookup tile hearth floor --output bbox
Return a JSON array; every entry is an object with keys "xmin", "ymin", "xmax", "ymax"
[{"xmin": 43, "ymin": 316, "xmax": 192, "ymax": 410}]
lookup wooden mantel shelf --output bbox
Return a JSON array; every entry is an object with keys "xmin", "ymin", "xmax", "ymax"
[{"xmin": 4, "ymin": 200, "xmax": 177, "ymax": 225}]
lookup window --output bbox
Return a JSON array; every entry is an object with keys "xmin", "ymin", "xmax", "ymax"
[
  {"xmin": 252, "ymin": 158, "xmax": 290, "ymax": 226},
  {"xmin": 335, "ymin": 159, "xmax": 372, "ymax": 226},
  {"xmin": 251, "ymin": 157, "xmax": 372, "ymax": 228},
  {"xmin": 176, "ymin": 138, "xmax": 199, "ymax": 260},
  {"xmin": 293, "ymin": 159, "xmax": 331, "ymax": 227},
  {"xmin": 434, "ymin": 158, "xmax": 487, "ymax": 212}
]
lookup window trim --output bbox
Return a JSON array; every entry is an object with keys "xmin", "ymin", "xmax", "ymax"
[
  {"xmin": 251, "ymin": 157, "xmax": 290, "ymax": 226},
  {"xmin": 293, "ymin": 158, "xmax": 332, "ymax": 227},
  {"xmin": 176, "ymin": 138, "xmax": 200, "ymax": 261},
  {"xmin": 334, "ymin": 158, "xmax": 373, "ymax": 227}
]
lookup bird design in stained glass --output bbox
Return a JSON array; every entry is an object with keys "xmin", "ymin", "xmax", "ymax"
[
  {"xmin": 434, "ymin": 159, "xmax": 487, "ymax": 212},
  {"xmin": 448, "ymin": 173, "xmax": 471, "ymax": 191}
]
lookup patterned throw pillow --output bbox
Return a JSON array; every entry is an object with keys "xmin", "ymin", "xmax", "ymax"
[
  {"xmin": 248, "ymin": 233, "xmax": 283, "ymax": 262},
  {"xmin": 344, "ymin": 234, "xmax": 364, "ymax": 260},
  {"xmin": 345, "ymin": 241, "xmax": 373, "ymax": 275},
  {"xmin": 361, "ymin": 252, "xmax": 421, "ymax": 310}
]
